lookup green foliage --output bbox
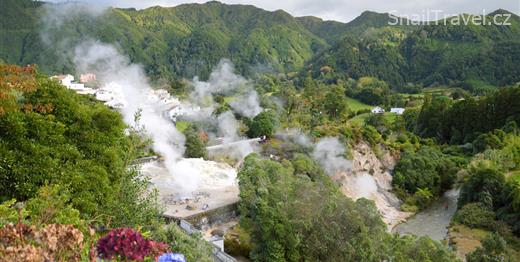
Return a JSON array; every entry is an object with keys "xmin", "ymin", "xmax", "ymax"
[
  {"xmin": 459, "ymin": 160, "xmax": 520, "ymax": 236},
  {"xmin": 392, "ymin": 146, "xmax": 461, "ymax": 197},
  {"xmin": 0, "ymin": 199, "xmax": 27, "ymax": 227},
  {"xmin": 454, "ymin": 203, "xmax": 496, "ymax": 229},
  {"xmin": 0, "ymin": 68, "xmax": 162, "ymax": 230},
  {"xmin": 0, "ymin": 75, "xmax": 130, "ymax": 216},
  {"xmin": 224, "ymin": 225, "xmax": 253, "ymax": 258},
  {"xmin": 362, "ymin": 125, "xmax": 383, "ymax": 145},
  {"xmin": 238, "ymin": 154, "xmax": 387, "ymax": 261},
  {"xmin": 0, "ymin": 0, "xmax": 328, "ymax": 80},
  {"xmin": 237, "ymin": 154, "xmax": 458, "ymax": 261},
  {"xmin": 246, "ymin": 110, "xmax": 277, "ymax": 138},
  {"xmin": 103, "ymin": 168, "xmax": 163, "ymax": 229},
  {"xmin": 365, "ymin": 113, "xmax": 391, "ymax": 135},
  {"xmin": 473, "ymin": 130, "xmax": 506, "ymax": 153},
  {"xmin": 311, "ymin": 14, "xmax": 520, "ymax": 88},
  {"xmin": 25, "ymin": 185, "xmax": 85, "ymax": 230},
  {"xmin": 349, "ymin": 77, "xmax": 391, "ymax": 105},
  {"xmin": 291, "ymin": 153, "xmax": 324, "ymax": 180},
  {"xmin": 415, "ymin": 87, "xmax": 520, "ymax": 144},
  {"xmin": 151, "ymin": 224, "xmax": 214, "ymax": 262},
  {"xmin": 413, "ymin": 188, "xmax": 434, "ymax": 209},
  {"xmin": 182, "ymin": 125, "xmax": 207, "ymax": 159},
  {"xmin": 323, "ymin": 85, "xmax": 349, "ymax": 119},
  {"xmin": 388, "ymin": 235, "xmax": 459, "ymax": 262},
  {"xmin": 459, "ymin": 163, "xmax": 506, "ymax": 209},
  {"xmin": 466, "ymin": 233, "xmax": 514, "ymax": 262},
  {"xmin": 4, "ymin": 1, "xmax": 519, "ymax": 88},
  {"xmin": 0, "ymin": 185, "xmax": 85, "ymax": 231}
]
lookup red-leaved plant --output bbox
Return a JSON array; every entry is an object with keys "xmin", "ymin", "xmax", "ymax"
[{"xmin": 96, "ymin": 228, "xmax": 168, "ymax": 261}]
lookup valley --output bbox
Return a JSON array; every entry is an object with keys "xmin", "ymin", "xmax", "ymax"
[{"xmin": 1, "ymin": 1, "xmax": 519, "ymax": 261}]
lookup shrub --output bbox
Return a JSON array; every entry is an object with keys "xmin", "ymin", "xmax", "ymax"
[
  {"xmin": 454, "ymin": 203, "xmax": 495, "ymax": 229},
  {"xmin": 183, "ymin": 125, "xmax": 207, "ymax": 159},
  {"xmin": 246, "ymin": 110, "xmax": 277, "ymax": 138},
  {"xmin": 96, "ymin": 228, "xmax": 168, "ymax": 261},
  {"xmin": 466, "ymin": 233, "xmax": 513, "ymax": 262},
  {"xmin": 151, "ymin": 224, "xmax": 213, "ymax": 262},
  {"xmin": 0, "ymin": 223, "xmax": 84, "ymax": 261}
]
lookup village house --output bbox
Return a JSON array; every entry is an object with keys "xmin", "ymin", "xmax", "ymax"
[
  {"xmin": 371, "ymin": 106, "xmax": 385, "ymax": 114},
  {"xmin": 390, "ymin": 108, "xmax": 405, "ymax": 115},
  {"xmin": 80, "ymin": 73, "xmax": 96, "ymax": 83}
]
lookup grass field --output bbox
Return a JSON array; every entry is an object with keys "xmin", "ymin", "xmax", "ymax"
[
  {"xmin": 346, "ymin": 97, "xmax": 373, "ymax": 111},
  {"xmin": 349, "ymin": 112, "xmax": 398, "ymax": 125},
  {"xmin": 508, "ymin": 170, "xmax": 520, "ymax": 183},
  {"xmin": 175, "ymin": 121, "xmax": 190, "ymax": 132}
]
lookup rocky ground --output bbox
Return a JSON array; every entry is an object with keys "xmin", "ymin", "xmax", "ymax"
[{"xmin": 333, "ymin": 142, "xmax": 412, "ymax": 229}]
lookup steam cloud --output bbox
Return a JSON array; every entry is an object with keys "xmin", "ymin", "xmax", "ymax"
[
  {"xmin": 73, "ymin": 40, "xmax": 204, "ymax": 192},
  {"xmin": 190, "ymin": 59, "xmax": 263, "ymax": 118},
  {"xmin": 280, "ymin": 129, "xmax": 353, "ymax": 176},
  {"xmin": 40, "ymin": 2, "xmax": 264, "ymax": 193},
  {"xmin": 312, "ymin": 137, "xmax": 353, "ymax": 175},
  {"xmin": 186, "ymin": 59, "xmax": 263, "ymax": 159}
]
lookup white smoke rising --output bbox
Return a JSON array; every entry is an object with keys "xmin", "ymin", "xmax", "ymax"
[
  {"xmin": 216, "ymin": 111, "xmax": 257, "ymax": 159},
  {"xmin": 281, "ymin": 128, "xmax": 314, "ymax": 148},
  {"xmin": 278, "ymin": 129, "xmax": 352, "ymax": 175},
  {"xmin": 73, "ymin": 40, "xmax": 204, "ymax": 193},
  {"xmin": 345, "ymin": 173, "xmax": 378, "ymax": 199},
  {"xmin": 184, "ymin": 59, "xmax": 263, "ymax": 159},
  {"xmin": 217, "ymin": 111, "xmax": 240, "ymax": 141},
  {"xmin": 40, "ymin": 4, "xmax": 263, "ymax": 194},
  {"xmin": 189, "ymin": 59, "xmax": 263, "ymax": 118},
  {"xmin": 230, "ymin": 90, "xmax": 263, "ymax": 118},
  {"xmin": 312, "ymin": 137, "xmax": 353, "ymax": 176}
]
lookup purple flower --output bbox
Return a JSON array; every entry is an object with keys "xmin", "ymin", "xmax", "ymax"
[{"xmin": 158, "ymin": 253, "xmax": 187, "ymax": 262}]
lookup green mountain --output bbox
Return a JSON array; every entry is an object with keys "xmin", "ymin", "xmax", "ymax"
[
  {"xmin": 1, "ymin": 0, "xmax": 331, "ymax": 79},
  {"xmin": 1, "ymin": 0, "xmax": 519, "ymax": 88},
  {"xmin": 310, "ymin": 11, "xmax": 520, "ymax": 87}
]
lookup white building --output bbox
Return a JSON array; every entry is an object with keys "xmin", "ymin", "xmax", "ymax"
[
  {"xmin": 371, "ymin": 106, "xmax": 385, "ymax": 114},
  {"xmin": 390, "ymin": 108, "xmax": 405, "ymax": 115},
  {"xmin": 52, "ymin": 74, "xmax": 96, "ymax": 94},
  {"xmin": 79, "ymin": 73, "xmax": 96, "ymax": 83}
]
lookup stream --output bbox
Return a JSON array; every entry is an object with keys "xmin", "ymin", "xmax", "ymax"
[{"xmin": 393, "ymin": 188, "xmax": 460, "ymax": 241}]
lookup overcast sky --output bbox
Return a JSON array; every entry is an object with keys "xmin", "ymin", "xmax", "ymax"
[{"xmin": 49, "ymin": 0, "xmax": 520, "ymax": 22}]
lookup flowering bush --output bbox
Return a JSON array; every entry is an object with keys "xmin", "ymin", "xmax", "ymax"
[
  {"xmin": 96, "ymin": 228, "xmax": 169, "ymax": 261},
  {"xmin": 0, "ymin": 223, "xmax": 83, "ymax": 261}
]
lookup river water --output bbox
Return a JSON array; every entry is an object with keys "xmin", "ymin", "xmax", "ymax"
[{"xmin": 393, "ymin": 188, "xmax": 460, "ymax": 241}]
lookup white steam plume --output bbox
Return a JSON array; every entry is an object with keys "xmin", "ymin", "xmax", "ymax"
[
  {"xmin": 312, "ymin": 137, "xmax": 353, "ymax": 176},
  {"xmin": 184, "ymin": 59, "xmax": 263, "ymax": 159},
  {"xmin": 73, "ymin": 40, "xmax": 202, "ymax": 193},
  {"xmin": 278, "ymin": 129, "xmax": 352, "ymax": 176},
  {"xmin": 190, "ymin": 59, "xmax": 263, "ymax": 119},
  {"xmin": 216, "ymin": 111, "xmax": 257, "ymax": 159}
]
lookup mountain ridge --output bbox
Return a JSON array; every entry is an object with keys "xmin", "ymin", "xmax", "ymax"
[{"xmin": 0, "ymin": 0, "xmax": 518, "ymax": 87}]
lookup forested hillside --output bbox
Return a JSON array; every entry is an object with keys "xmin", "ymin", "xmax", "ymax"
[
  {"xmin": 1, "ymin": 0, "xmax": 332, "ymax": 79},
  {"xmin": 310, "ymin": 11, "xmax": 520, "ymax": 87},
  {"xmin": 1, "ymin": 0, "xmax": 519, "ymax": 88}
]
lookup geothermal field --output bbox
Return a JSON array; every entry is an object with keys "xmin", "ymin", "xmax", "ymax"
[
  {"xmin": 140, "ymin": 159, "xmax": 239, "ymax": 218},
  {"xmin": 69, "ymin": 42, "xmax": 262, "ymax": 219},
  {"xmin": 64, "ymin": 39, "xmax": 408, "ymax": 227}
]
